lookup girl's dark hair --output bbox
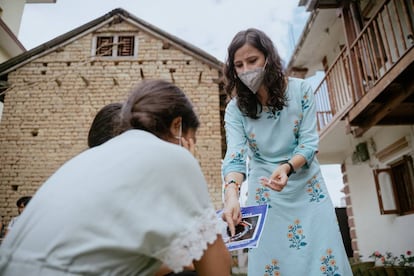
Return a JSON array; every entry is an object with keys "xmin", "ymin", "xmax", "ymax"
[
  {"xmin": 118, "ymin": 79, "xmax": 199, "ymax": 140},
  {"xmin": 223, "ymin": 28, "xmax": 288, "ymax": 119},
  {"xmin": 88, "ymin": 103, "xmax": 122, "ymax": 148},
  {"xmin": 16, "ymin": 196, "xmax": 32, "ymax": 207}
]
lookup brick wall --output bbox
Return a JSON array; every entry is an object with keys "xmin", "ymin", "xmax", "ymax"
[{"xmin": 0, "ymin": 19, "xmax": 224, "ymax": 226}]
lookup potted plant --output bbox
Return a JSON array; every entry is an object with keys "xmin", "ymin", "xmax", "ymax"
[
  {"xmin": 398, "ymin": 251, "xmax": 414, "ymax": 267},
  {"xmin": 367, "ymin": 251, "xmax": 414, "ymax": 276}
]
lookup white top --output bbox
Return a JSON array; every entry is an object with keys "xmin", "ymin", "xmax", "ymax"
[
  {"xmin": 6, "ymin": 216, "xmax": 19, "ymax": 231},
  {"xmin": 0, "ymin": 130, "xmax": 224, "ymax": 276}
]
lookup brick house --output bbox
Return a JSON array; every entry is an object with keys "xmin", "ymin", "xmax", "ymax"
[{"xmin": 0, "ymin": 8, "xmax": 227, "ymax": 225}]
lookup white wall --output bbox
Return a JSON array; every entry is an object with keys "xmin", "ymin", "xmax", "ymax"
[
  {"xmin": 0, "ymin": 0, "xmax": 26, "ymax": 34},
  {"xmin": 346, "ymin": 125, "xmax": 414, "ymax": 261}
]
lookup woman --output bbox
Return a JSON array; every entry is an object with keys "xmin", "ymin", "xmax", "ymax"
[
  {"xmin": 87, "ymin": 102, "xmax": 123, "ymax": 148},
  {"xmin": 87, "ymin": 101, "xmax": 197, "ymax": 276},
  {"xmin": 0, "ymin": 79, "xmax": 231, "ymax": 276},
  {"xmin": 221, "ymin": 28, "xmax": 352, "ymax": 275}
]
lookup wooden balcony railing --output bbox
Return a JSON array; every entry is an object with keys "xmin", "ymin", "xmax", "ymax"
[{"xmin": 314, "ymin": 0, "xmax": 414, "ymax": 135}]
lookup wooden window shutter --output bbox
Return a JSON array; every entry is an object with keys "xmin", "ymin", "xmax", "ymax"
[
  {"xmin": 117, "ymin": 36, "xmax": 134, "ymax": 56},
  {"xmin": 373, "ymin": 168, "xmax": 400, "ymax": 214},
  {"xmin": 391, "ymin": 155, "xmax": 414, "ymax": 213},
  {"xmin": 96, "ymin": 36, "xmax": 114, "ymax": 56}
]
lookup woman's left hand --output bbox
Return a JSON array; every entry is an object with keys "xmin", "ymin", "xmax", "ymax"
[{"xmin": 260, "ymin": 164, "xmax": 289, "ymax": 192}]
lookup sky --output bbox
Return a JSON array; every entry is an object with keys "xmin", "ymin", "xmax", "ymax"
[
  {"xmin": 16, "ymin": 0, "xmax": 346, "ymax": 207},
  {"xmin": 18, "ymin": 0, "xmax": 309, "ymax": 62}
]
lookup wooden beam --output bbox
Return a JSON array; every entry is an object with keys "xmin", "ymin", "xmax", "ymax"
[
  {"xmin": 375, "ymin": 137, "xmax": 409, "ymax": 162},
  {"xmin": 352, "ymin": 81, "xmax": 414, "ymax": 137},
  {"xmin": 317, "ymin": 0, "xmax": 340, "ymax": 9},
  {"xmin": 348, "ymin": 48, "xmax": 414, "ymax": 122},
  {"xmin": 289, "ymin": 67, "xmax": 308, "ymax": 79}
]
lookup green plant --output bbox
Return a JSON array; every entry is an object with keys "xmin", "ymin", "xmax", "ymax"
[
  {"xmin": 398, "ymin": 250, "xmax": 414, "ymax": 267},
  {"xmin": 369, "ymin": 250, "xmax": 414, "ymax": 267},
  {"xmin": 369, "ymin": 251, "xmax": 383, "ymax": 263},
  {"xmin": 381, "ymin": 251, "xmax": 399, "ymax": 266}
]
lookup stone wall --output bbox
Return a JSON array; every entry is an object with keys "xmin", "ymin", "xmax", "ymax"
[{"xmin": 0, "ymin": 19, "xmax": 224, "ymax": 225}]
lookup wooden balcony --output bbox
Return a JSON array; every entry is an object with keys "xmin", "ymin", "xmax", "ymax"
[{"xmin": 315, "ymin": 0, "xmax": 414, "ymax": 139}]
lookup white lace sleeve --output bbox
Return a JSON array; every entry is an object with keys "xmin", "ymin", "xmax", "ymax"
[{"xmin": 153, "ymin": 207, "xmax": 227, "ymax": 273}]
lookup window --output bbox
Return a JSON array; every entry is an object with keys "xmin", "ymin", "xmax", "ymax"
[
  {"xmin": 373, "ymin": 155, "xmax": 414, "ymax": 215},
  {"xmin": 94, "ymin": 35, "xmax": 137, "ymax": 58},
  {"xmin": 117, "ymin": 36, "xmax": 135, "ymax": 56},
  {"xmin": 96, "ymin": 36, "xmax": 114, "ymax": 56}
]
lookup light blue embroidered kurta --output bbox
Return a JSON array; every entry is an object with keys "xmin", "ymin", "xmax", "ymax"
[{"xmin": 223, "ymin": 78, "xmax": 352, "ymax": 276}]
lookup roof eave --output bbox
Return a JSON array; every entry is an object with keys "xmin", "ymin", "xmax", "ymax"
[
  {"xmin": 0, "ymin": 8, "xmax": 223, "ymax": 77},
  {"xmin": 0, "ymin": 18, "xmax": 26, "ymax": 58}
]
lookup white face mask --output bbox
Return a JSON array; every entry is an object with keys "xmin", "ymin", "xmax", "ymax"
[
  {"xmin": 237, "ymin": 61, "xmax": 267, "ymax": 94},
  {"xmin": 174, "ymin": 123, "xmax": 182, "ymax": 146}
]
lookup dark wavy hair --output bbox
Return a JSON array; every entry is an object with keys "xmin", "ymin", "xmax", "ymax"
[
  {"xmin": 118, "ymin": 79, "xmax": 200, "ymax": 140},
  {"xmin": 223, "ymin": 28, "xmax": 288, "ymax": 119},
  {"xmin": 88, "ymin": 102, "xmax": 122, "ymax": 148}
]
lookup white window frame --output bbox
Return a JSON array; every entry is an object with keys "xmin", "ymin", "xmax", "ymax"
[{"xmin": 92, "ymin": 34, "xmax": 138, "ymax": 59}]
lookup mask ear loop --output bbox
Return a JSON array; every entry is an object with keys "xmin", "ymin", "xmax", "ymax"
[
  {"xmin": 178, "ymin": 123, "xmax": 182, "ymax": 146},
  {"xmin": 263, "ymin": 58, "xmax": 268, "ymax": 69},
  {"xmin": 175, "ymin": 122, "xmax": 182, "ymax": 146}
]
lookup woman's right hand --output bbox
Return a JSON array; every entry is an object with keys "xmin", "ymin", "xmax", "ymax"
[{"xmin": 222, "ymin": 194, "xmax": 242, "ymax": 237}]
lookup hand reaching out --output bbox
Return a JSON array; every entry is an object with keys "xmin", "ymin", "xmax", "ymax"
[
  {"xmin": 260, "ymin": 163, "xmax": 290, "ymax": 192},
  {"xmin": 222, "ymin": 195, "xmax": 242, "ymax": 237}
]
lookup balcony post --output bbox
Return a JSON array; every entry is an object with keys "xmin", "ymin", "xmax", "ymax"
[{"xmin": 340, "ymin": 1, "xmax": 364, "ymax": 103}]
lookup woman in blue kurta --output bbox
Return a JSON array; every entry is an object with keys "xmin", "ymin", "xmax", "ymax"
[{"xmin": 221, "ymin": 28, "xmax": 352, "ymax": 275}]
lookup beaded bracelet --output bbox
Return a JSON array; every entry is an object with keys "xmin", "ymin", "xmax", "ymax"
[
  {"xmin": 280, "ymin": 161, "xmax": 295, "ymax": 177},
  {"xmin": 224, "ymin": 179, "xmax": 240, "ymax": 193}
]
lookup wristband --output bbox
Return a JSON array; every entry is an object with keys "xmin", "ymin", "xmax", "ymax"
[
  {"xmin": 281, "ymin": 161, "xmax": 295, "ymax": 177},
  {"xmin": 224, "ymin": 179, "xmax": 240, "ymax": 193}
]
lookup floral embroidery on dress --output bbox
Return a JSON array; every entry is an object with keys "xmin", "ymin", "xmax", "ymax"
[
  {"xmin": 302, "ymin": 93, "xmax": 310, "ymax": 111},
  {"xmin": 247, "ymin": 133, "xmax": 260, "ymax": 158},
  {"xmin": 255, "ymin": 185, "xmax": 271, "ymax": 207},
  {"xmin": 229, "ymin": 149, "xmax": 245, "ymax": 165},
  {"xmin": 306, "ymin": 174, "xmax": 326, "ymax": 202},
  {"xmin": 287, "ymin": 219, "xmax": 307, "ymax": 249},
  {"xmin": 263, "ymin": 106, "xmax": 281, "ymax": 120},
  {"xmin": 264, "ymin": 259, "xmax": 280, "ymax": 276},
  {"xmin": 320, "ymin": 248, "xmax": 341, "ymax": 276},
  {"xmin": 293, "ymin": 114, "xmax": 303, "ymax": 144}
]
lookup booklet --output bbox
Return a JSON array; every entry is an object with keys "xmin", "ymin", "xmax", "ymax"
[{"xmin": 217, "ymin": 204, "xmax": 268, "ymax": 251}]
